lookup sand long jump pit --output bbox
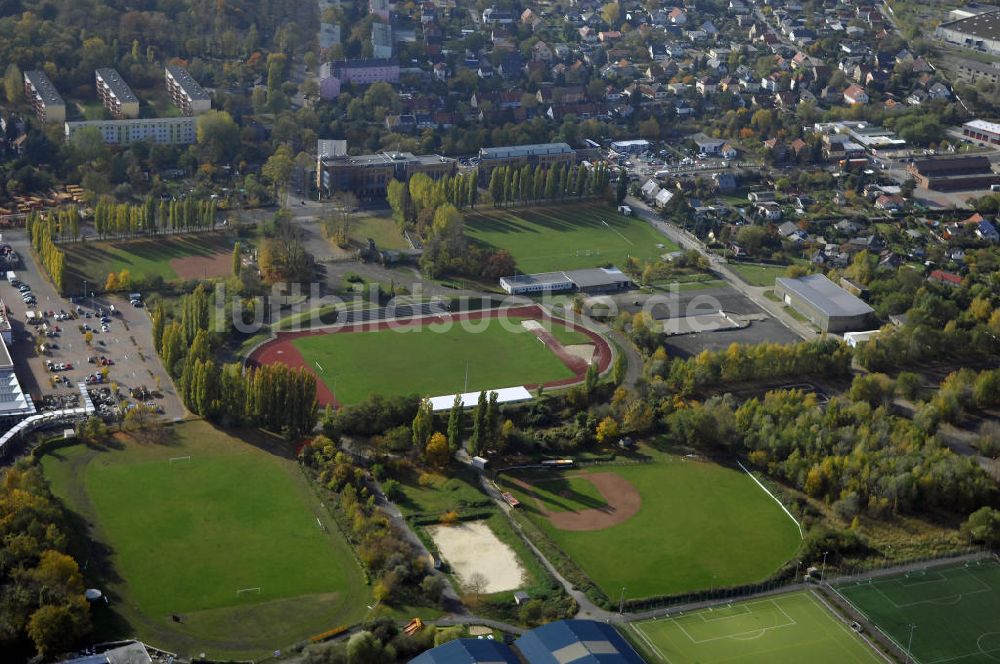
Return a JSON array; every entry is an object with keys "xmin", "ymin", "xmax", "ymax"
[{"xmin": 427, "ymin": 521, "xmax": 526, "ymax": 593}]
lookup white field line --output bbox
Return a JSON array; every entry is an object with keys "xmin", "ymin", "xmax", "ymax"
[
  {"xmin": 736, "ymin": 460, "xmax": 802, "ymax": 537},
  {"xmin": 630, "ymin": 623, "xmax": 671, "ymax": 663}
]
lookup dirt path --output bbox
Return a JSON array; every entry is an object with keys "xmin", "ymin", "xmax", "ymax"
[{"xmin": 511, "ymin": 472, "xmax": 642, "ymax": 531}]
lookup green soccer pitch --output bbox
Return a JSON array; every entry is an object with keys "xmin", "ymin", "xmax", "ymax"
[
  {"xmin": 628, "ymin": 591, "xmax": 883, "ymax": 664},
  {"xmin": 40, "ymin": 421, "xmax": 368, "ymax": 658},
  {"xmin": 291, "ymin": 316, "xmax": 586, "ymax": 404},
  {"xmin": 835, "ymin": 558, "xmax": 1000, "ymax": 664},
  {"xmin": 499, "ymin": 452, "xmax": 802, "ymax": 599},
  {"xmin": 464, "ymin": 203, "xmax": 679, "ymax": 274}
]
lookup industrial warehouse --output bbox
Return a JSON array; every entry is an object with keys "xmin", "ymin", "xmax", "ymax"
[{"xmin": 773, "ymin": 274, "xmax": 875, "ymax": 333}]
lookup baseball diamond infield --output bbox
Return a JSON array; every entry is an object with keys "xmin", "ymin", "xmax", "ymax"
[
  {"xmin": 500, "ymin": 454, "xmax": 802, "ymax": 599},
  {"xmin": 246, "ymin": 305, "xmax": 612, "ymax": 406}
]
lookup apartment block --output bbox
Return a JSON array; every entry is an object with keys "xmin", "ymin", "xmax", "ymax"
[
  {"xmin": 319, "ymin": 59, "xmax": 400, "ymax": 99},
  {"xmin": 23, "ymin": 70, "xmax": 66, "ymax": 124},
  {"xmin": 317, "ymin": 151, "xmax": 455, "ymax": 198},
  {"xmin": 164, "ymin": 65, "xmax": 211, "ymax": 115},
  {"xmin": 95, "ymin": 68, "xmax": 140, "ymax": 119},
  {"xmin": 65, "ymin": 117, "xmax": 196, "ymax": 145}
]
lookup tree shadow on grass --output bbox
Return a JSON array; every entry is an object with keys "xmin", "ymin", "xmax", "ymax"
[{"xmin": 507, "ymin": 475, "xmax": 609, "ymax": 513}]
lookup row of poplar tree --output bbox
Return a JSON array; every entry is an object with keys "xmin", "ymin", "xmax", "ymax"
[
  {"xmin": 486, "ymin": 161, "xmax": 611, "ymax": 208},
  {"xmin": 151, "ymin": 286, "xmax": 317, "ymax": 436},
  {"xmin": 92, "ymin": 197, "xmax": 218, "ymax": 239},
  {"xmin": 26, "ymin": 212, "xmax": 67, "ymax": 291}
]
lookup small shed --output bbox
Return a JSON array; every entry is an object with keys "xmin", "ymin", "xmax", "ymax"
[{"xmin": 514, "ymin": 591, "xmax": 531, "ymax": 605}]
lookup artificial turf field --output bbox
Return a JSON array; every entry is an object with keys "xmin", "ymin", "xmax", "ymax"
[
  {"xmin": 64, "ymin": 233, "xmax": 235, "ymax": 292},
  {"xmin": 628, "ymin": 591, "xmax": 883, "ymax": 664},
  {"xmin": 500, "ymin": 452, "xmax": 802, "ymax": 598},
  {"xmin": 291, "ymin": 316, "xmax": 587, "ymax": 404},
  {"xmin": 40, "ymin": 421, "xmax": 367, "ymax": 658},
  {"xmin": 464, "ymin": 203, "xmax": 679, "ymax": 273},
  {"xmin": 835, "ymin": 559, "xmax": 1000, "ymax": 664}
]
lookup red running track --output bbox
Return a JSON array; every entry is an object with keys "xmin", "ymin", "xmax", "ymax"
[{"xmin": 246, "ymin": 305, "xmax": 613, "ymax": 407}]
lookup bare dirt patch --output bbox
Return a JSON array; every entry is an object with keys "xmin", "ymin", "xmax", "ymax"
[
  {"xmin": 563, "ymin": 344, "xmax": 596, "ymax": 364},
  {"xmin": 171, "ymin": 252, "xmax": 232, "ymax": 280},
  {"xmin": 427, "ymin": 521, "xmax": 526, "ymax": 593},
  {"xmin": 511, "ymin": 472, "xmax": 641, "ymax": 531}
]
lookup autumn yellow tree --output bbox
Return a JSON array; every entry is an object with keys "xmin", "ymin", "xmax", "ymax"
[
  {"xmin": 104, "ymin": 271, "xmax": 118, "ymax": 291},
  {"xmin": 425, "ymin": 432, "xmax": 450, "ymax": 468},
  {"xmin": 595, "ymin": 416, "xmax": 620, "ymax": 444}
]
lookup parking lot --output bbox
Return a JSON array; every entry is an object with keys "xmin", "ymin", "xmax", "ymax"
[{"xmin": 2, "ymin": 232, "xmax": 186, "ymax": 421}]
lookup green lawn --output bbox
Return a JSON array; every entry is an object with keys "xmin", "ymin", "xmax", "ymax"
[
  {"xmin": 65, "ymin": 233, "xmax": 237, "ymax": 293},
  {"xmin": 464, "ymin": 203, "xmax": 679, "ymax": 273},
  {"xmin": 728, "ymin": 263, "xmax": 791, "ymax": 287},
  {"xmin": 628, "ymin": 591, "xmax": 882, "ymax": 664},
  {"xmin": 393, "ymin": 465, "xmax": 490, "ymax": 517},
  {"xmin": 292, "ymin": 316, "xmax": 579, "ymax": 404},
  {"xmin": 40, "ymin": 421, "xmax": 367, "ymax": 659},
  {"xmin": 836, "ymin": 559, "xmax": 1000, "ymax": 664},
  {"xmin": 501, "ymin": 451, "xmax": 801, "ymax": 599},
  {"xmin": 351, "ymin": 215, "xmax": 410, "ymax": 250}
]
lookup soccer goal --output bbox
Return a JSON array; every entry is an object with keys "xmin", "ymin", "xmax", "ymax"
[
  {"xmin": 236, "ymin": 587, "xmax": 261, "ymax": 596},
  {"xmin": 169, "ymin": 456, "xmax": 191, "ymax": 464}
]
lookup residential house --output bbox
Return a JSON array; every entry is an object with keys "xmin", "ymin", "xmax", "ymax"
[
  {"xmin": 843, "ymin": 84, "xmax": 869, "ymax": 104},
  {"xmin": 978, "ymin": 219, "xmax": 1000, "ymax": 243},
  {"xmin": 874, "ymin": 194, "xmax": 904, "ymax": 211},
  {"xmin": 757, "ymin": 201, "xmax": 783, "ymax": 220},
  {"xmin": 655, "ymin": 189, "xmax": 676, "ymax": 207},
  {"xmin": 532, "ymin": 41, "xmax": 553, "ymax": 62}
]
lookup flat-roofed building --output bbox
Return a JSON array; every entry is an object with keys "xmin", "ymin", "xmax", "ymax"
[
  {"xmin": 372, "ymin": 22, "xmax": 394, "ymax": 59},
  {"xmin": 500, "ymin": 267, "xmax": 633, "ymax": 295},
  {"xmin": 369, "ymin": 0, "xmax": 390, "ymax": 20},
  {"xmin": 23, "ymin": 70, "xmax": 66, "ymax": 124},
  {"xmin": 936, "ymin": 10, "xmax": 1000, "ymax": 55},
  {"xmin": 478, "ymin": 142, "xmax": 576, "ymax": 182},
  {"xmin": 906, "ymin": 155, "xmax": 1000, "ymax": 191},
  {"xmin": 95, "ymin": 68, "xmax": 140, "ymax": 119},
  {"xmin": 65, "ymin": 117, "xmax": 196, "ymax": 145},
  {"xmin": 963, "ymin": 119, "xmax": 1000, "ymax": 146},
  {"xmin": 319, "ymin": 59, "xmax": 400, "ymax": 100},
  {"xmin": 164, "ymin": 65, "xmax": 211, "ymax": 115},
  {"xmin": 774, "ymin": 273, "xmax": 874, "ymax": 333},
  {"xmin": 610, "ymin": 139, "xmax": 651, "ymax": 155},
  {"xmin": 317, "ymin": 151, "xmax": 455, "ymax": 198}
]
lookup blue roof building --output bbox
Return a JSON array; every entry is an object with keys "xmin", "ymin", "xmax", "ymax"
[
  {"xmin": 410, "ymin": 638, "xmax": 520, "ymax": 664},
  {"xmin": 514, "ymin": 620, "xmax": 646, "ymax": 664}
]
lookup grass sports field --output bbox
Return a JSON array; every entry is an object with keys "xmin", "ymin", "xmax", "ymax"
[
  {"xmin": 728, "ymin": 263, "xmax": 792, "ymax": 287},
  {"xmin": 628, "ymin": 591, "xmax": 883, "ymax": 664},
  {"xmin": 41, "ymin": 421, "xmax": 367, "ymax": 658},
  {"xmin": 500, "ymin": 451, "xmax": 801, "ymax": 598},
  {"xmin": 464, "ymin": 203, "xmax": 679, "ymax": 273},
  {"xmin": 290, "ymin": 315, "xmax": 589, "ymax": 404},
  {"xmin": 836, "ymin": 559, "xmax": 1000, "ymax": 664},
  {"xmin": 65, "ymin": 233, "xmax": 236, "ymax": 293}
]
